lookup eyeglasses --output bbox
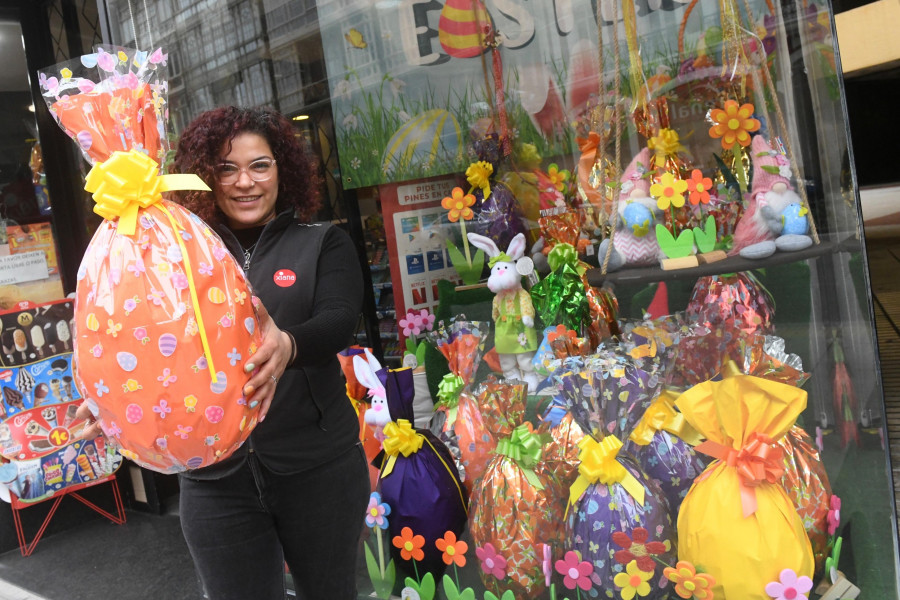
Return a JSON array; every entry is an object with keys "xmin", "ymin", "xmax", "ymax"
[{"xmin": 215, "ymin": 158, "xmax": 277, "ymax": 185}]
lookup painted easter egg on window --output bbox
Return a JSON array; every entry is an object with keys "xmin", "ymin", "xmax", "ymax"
[
  {"xmin": 438, "ymin": 0, "xmax": 493, "ymax": 58},
  {"xmin": 381, "ymin": 109, "xmax": 462, "ymax": 177}
]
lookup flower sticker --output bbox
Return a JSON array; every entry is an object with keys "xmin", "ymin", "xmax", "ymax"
[
  {"xmin": 435, "ymin": 530, "xmax": 467, "ymax": 567},
  {"xmin": 546, "ymin": 163, "xmax": 570, "ymax": 192},
  {"xmin": 612, "ymin": 527, "xmax": 667, "ymax": 572},
  {"xmin": 765, "ymin": 568, "xmax": 812, "ymax": 600},
  {"xmin": 392, "ymin": 526, "xmax": 424, "ymax": 561},
  {"xmin": 475, "ymin": 543, "xmax": 507, "ymax": 580},
  {"xmin": 555, "ymin": 550, "xmax": 593, "ymax": 591},
  {"xmin": 399, "ymin": 311, "xmax": 423, "ymax": 337},
  {"xmin": 364, "ymin": 492, "xmax": 391, "ymax": 530},
  {"xmin": 686, "ymin": 170, "xmax": 713, "ymax": 205},
  {"xmin": 613, "ymin": 560, "xmax": 653, "ymax": 599},
  {"xmin": 708, "ymin": 100, "xmax": 761, "ymax": 149},
  {"xmin": 663, "ymin": 561, "xmax": 715, "ymax": 599},
  {"xmin": 650, "ymin": 172, "xmax": 687, "ymax": 211},
  {"xmin": 441, "ymin": 187, "xmax": 476, "ymax": 222}
]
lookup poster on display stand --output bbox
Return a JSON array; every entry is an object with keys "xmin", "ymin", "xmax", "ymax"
[
  {"xmin": 0, "ymin": 299, "xmax": 121, "ymax": 504},
  {"xmin": 380, "ymin": 176, "xmax": 464, "ymax": 320}
]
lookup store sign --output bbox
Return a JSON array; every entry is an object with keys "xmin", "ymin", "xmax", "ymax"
[
  {"xmin": 0, "ymin": 252, "xmax": 49, "ymax": 286},
  {"xmin": 318, "ymin": 0, "xmax": 766, "ymax": 189}
]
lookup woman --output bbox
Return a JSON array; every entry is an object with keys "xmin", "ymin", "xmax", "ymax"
[{"xmin": 169, "ymin": 106, "xmax": 368, "ymax": 599}]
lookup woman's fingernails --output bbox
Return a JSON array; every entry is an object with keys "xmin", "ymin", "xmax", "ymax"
[
  {"xmin": 244, "ymin": 363, "xmax": 255, "ymax": 373},
  {"xmin": 243, "ymin": 385, "xmax": 254, "ymax": 396}
]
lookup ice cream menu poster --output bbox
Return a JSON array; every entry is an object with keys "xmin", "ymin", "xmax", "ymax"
[{"xmin": 0, "ymin": 299, "xmax": 121, "ymax": 503}]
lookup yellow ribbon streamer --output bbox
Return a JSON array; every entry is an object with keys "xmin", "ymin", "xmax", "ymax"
[
  {"xmin": 84, "ymin": 150, "xmax": 217, "ymax": 381},
  {"xmin": 381, "ymin": 419, "xmax": 425, "ymax": 477},
  {"xmin": 569, "ymin": 435, "xmax": 645, "ymax": 509},
  {"xmin": 630, "ymin": 390, "xmax": 705, "ymax": 446}
]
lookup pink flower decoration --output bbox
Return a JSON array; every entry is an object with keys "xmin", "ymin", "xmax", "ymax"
[
  {"xmin": 555, "ymin": 550, "xmax": 593, "ymax": 591},
  {"xmin": 364, "ymin": 492, "xmax": 391, "ymax": 530},
  {"xmin": 765, "ymin": 568, "xmax": 813, "ymax": 600},
  {"xmin": 827, "ymin": 495, "xmax": 841, "ymax": 536},
  {"xmin": 419, "ymin": 309, "xmax": 436, "ymax": 331},
  {"xmin": 542, "ymin": 544, "xmax": 552, "ymax": 587},
  {"xmin": 399, "ymin": 311, "xmax": 422, "ymax": 337},
  {"xmin": 475, "ymin": 543, "xmax": 507, "ymax": 580}
]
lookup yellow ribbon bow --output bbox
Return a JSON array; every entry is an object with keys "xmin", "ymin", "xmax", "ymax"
[
  {"xmin": 569, "ymin": 435, "xmax": 645, "ymax": 510},
  {"xmin": 630, "ymin": 390, "xmax": 704, "ymax": 447},
  {"xmin": 381, "ymin": 419, "xmax": 424, "ymax": 478},
  {"xmin": 84, "ymin": 150, "xmax": 210, "ymax": 236},
  {"xmin": 466, "ymin": 161, "xmax": 493, "ymax": 200}
]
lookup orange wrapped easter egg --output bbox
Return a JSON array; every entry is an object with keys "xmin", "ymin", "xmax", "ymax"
[{"xmin": 74, "ymin": 195, "xmax": 262, "ymax": 473}]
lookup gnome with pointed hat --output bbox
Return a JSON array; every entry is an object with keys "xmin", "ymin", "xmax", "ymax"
[
  {"xmin": 596, "ymin": 147, "xmax": 664, "ymax": 270},
  {"xmin": 731, "ymin": 136, "xmax": 813, "ymax": 258}
]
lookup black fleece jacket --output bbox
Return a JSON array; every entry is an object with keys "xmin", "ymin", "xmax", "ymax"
[{"xmin": 183, "ymin": 211, "xmax": 364, "ymax": 479}]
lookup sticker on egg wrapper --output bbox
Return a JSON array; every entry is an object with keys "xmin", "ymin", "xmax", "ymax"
[
  {"xmin": 125, "ymin": 403, "xmax": 143, "ymax": 424},
  {"xmin": 85, "ymin": 313, "xmax": 100, "ymax": 331},
  {"xmin": 158, "ymin": 333, "xmax": 177, "ymax": 357},
  {"xmin": 210, "ymin": 372, "xmax": 227, "ymax": 394},
  {"xmin": 116, "ymin": 352, "xmax": 138, "ymax": 372},
  {"xmin": 166, "ymin": 246, "xmax": 183, "ymax": 262},
  {"xmin": 244, "ymin": 318, "xmax": 255, "ymax": 335},
  {"xmin": 205, "ymin": 405, "xmax": 224, "ymax": 423},
  {"xmin": 207, "ymin": 287, "xmax": 226, "ymax": 304}
]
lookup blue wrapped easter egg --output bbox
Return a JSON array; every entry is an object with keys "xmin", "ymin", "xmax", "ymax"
[
  {"xmin": 622, "ymin": 202, "xmax": 653, "ymax": 237},
  {"xmin": 781, "ymin": 203, "xmax": 809, "ymax": 236},
  {"xmin": 381, "ymin": 109, "xmax": 462, "ymax": 177}
]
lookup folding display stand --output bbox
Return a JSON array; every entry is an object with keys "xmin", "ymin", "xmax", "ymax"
[{"xmin": 9, "ymin": 473, "xmax": 126, "ymax": 556}]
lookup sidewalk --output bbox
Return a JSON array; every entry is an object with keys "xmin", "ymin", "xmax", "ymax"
[{"xmin": 0, "ymin": 581, "xmax": 47, "ymax": 600}]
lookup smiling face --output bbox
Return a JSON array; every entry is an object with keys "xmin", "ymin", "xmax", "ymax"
[{"xmin": 214, "ymin": 132, "xmax": 279, "ymax": 230}]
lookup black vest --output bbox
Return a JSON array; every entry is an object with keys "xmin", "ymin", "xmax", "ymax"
[{"xmin": 183, "ymin": 213, "xmax": 360, "ymax": 479}]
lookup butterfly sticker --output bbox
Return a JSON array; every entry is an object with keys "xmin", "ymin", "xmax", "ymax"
[{"xmin": 345, "ymin": 28, "xmax": 367, "ymax": 49}]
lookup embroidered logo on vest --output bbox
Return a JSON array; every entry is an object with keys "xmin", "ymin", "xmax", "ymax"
[{"xmin": 273, "ymin": 269, "xmax": 297, "ymax": 287}]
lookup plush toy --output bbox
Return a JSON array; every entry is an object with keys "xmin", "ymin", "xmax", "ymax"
[
  {"xmin": 596, "ymin": 148, "xmax": 663, "ymax": 270},
  {"xmin": 466, "ymin": 232, "xmax": 539, "ymax": 391},
  {"xmin": 353, "ymin": 349, "xmax": 391, "ymax": 441},
  {"xmin": 731, "ymin": 136, "xmax": 813, "ymax": 258}
]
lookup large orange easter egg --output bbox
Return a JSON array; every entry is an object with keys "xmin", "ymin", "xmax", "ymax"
[
  {"xmin": 73, "ymin": 200, "xmax": 263, "ymax": 473},
  {"xmin": 438, "ymin": 0, "xmax": 493, "ymax": 59}
]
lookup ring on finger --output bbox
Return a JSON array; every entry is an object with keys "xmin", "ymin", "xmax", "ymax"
[{"xmin": 271, "ymin": 374, "xmax": 278, "ymax": 385}]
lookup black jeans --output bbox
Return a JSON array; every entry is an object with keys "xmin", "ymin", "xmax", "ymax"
[{"xmin": 179, "ymin": 444, "xmax": 370, "ymax": 600}]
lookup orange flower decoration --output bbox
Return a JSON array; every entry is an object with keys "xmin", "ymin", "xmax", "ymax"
[
  {"xmin": 435, "ymin": 530, "xmax": 468, "ymax": 567},
  {"xmin": 547, "ymin": 324, "xmax": 576, "ymax": 343},
  {"xmin": 686, "ymin": 170, "xmax": 713, "ymax": 205},
  {"xmin": 663, "ymin": 561, "xmax": 716, "ymax": 599},
  {"xmin": 708, "ymin": 100, "xmax": 760, "ymax": 149},
  {"xmin": 392, "ymin": 526, "xmax": 425, "ymax": 561},
  {"xmin": 441, "ymin": 187, "xmax": 476, "ymax": 222}
]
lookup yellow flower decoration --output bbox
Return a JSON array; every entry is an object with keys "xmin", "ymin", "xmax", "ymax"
[
  {"xmin": 546, "ymin": 163, "xmax": 570, "ymax": 192},
  {"xmin": 614, "ymin": 560, "xmax": 653, "ymax": 600},
  {"xmin": 117, "ymin": 51, "xmax": 128, "ymax": 62},
  {"xmin": 709, "ymin": 100, "xmax": 760, "ymax": 149},
  {"xmin": 650, "ymin": 172, "xmax": 688, "ymax": 211},
  {"xmin": 647, "ymin": 128, "xmax": 686, "ymax": 167},
  {"xmin": 466, "ymin": 161, "xmax": 493, "ymax": 199},
  {"xmin": 441, "ymin": 187, "xmax": 476, "ymax": 222},
  {"xmin": 60, "ymin": 68, "xmax": 73, "ymax": 79}
]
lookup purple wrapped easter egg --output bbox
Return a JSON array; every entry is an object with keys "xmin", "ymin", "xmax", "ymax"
[
  {"xmin": 469, "ymin": 182, "xmax": 528, "ymax": 253},
  {"xmin": 567, "ymin": 455, "xmax": 676, "ymax": 599},
  {"xmin": 624, "ymin": 433, "xmax": 709, "ymax": 513}
]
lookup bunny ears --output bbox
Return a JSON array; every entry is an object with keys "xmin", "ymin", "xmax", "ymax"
[
  {"xmin": 353, "ymin": 348, "xmax": 385, "ymax": 398},
  {"xmin": 467, "ymin": 232, "xmax": 527, "ymax": 262}
]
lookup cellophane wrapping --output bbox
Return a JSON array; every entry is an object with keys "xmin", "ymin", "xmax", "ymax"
[
  {"xmin": 554, "ymin": 355, "xmax": 676, "ymax": 599},
  {"xmin": 469, "ymin": 379, "xmax": 565, "ymax": 598},
  {"xmin": 40, "ymin": 46, "xmax": 262, "ymax": 473},
  {"xmin": 675, "ymin": 372, "xmax": 814, "ymax": 599}
]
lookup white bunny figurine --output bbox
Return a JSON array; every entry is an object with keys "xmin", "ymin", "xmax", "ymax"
[
  {"xmin": 353, "ymin": 349, "xmax": 391, "ymax": 440},
  {"xmin": 466, "ymin": 232, "xmax": 539, "ymax": 391}
]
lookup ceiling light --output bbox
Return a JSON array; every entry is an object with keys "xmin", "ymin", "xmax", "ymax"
[
  {"xmin": 293, "ymin": 115, "xmax": 309, "ymax": 121},
  {"xmin": 27, "ymin": 104, "xmax": 34, "ymax": 112}
]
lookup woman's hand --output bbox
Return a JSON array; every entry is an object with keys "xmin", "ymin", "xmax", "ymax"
[
  {"xmin": 74, "ymin": 401, "xmax": 104, "ymax": 440},
  {"xmin": 242, "ymin": 297, "xmax": 292, "ymax": 420}
]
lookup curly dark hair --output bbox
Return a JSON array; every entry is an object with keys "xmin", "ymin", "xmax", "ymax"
[{"xmin": 170, "ymin": 106, "xmax": 322, "ymax": 225}]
